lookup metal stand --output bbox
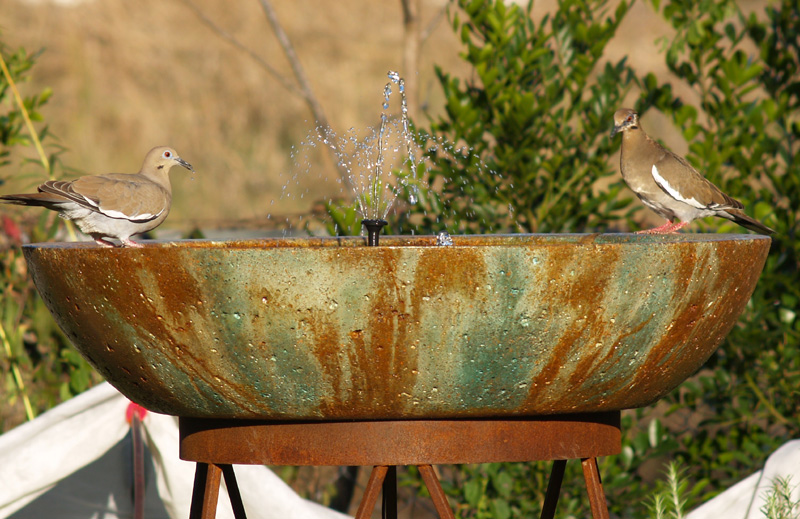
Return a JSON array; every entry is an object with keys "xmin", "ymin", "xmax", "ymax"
[{"xmin": 181, "ymin": 412, "xmax": 620, "ymax": 519}]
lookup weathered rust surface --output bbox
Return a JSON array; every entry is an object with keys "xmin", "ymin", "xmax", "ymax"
[
  {"xmin": 22, "ymin": 233, "xmax": 770, "ymax": 419},
  {"xmin": 178, "ymin": 413, "xmax": 622, "ymax": 465}
]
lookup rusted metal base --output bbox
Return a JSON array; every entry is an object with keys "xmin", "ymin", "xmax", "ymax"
[{"xmin": 180, "ymin": 412, "xmax": 620, "ymax": 518}]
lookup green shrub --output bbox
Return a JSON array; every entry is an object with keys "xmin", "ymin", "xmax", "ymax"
[
  {"xmin": 396, "ymin": 0, "xmax": 641, "ymax": 235},
  {"xmin": 0, "ymin": 42, "xmax": 99, "ymax": 431}
]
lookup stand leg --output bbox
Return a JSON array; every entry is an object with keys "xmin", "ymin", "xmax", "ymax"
[
  {"xmin": 540, "ymin": 459, "xmax": 566, "ymax": 519},
  {"xmin": 581, "ymin": 458, "xmax": 610, "ymax": 519},
  {"xmin": 221, "ymin": 465, "xmax": 248, "ymax": 519},
  {"xmin": 382, "ymin": 466, "xmax": 397, "ymax": 519},
  {"xmin": 131, "ymin": 414, "xmax": 145, "ymax": 519},
  {"xmin": 418, "ymin": 465, "xmax": 455, "ymax": 519},
  {"xmin": 355, "ymin": 466, "xmax": 389, "ymax": 519},
  {"xmin": 190, "ymin": 463, "xmax": 222, "ymax": 519}
]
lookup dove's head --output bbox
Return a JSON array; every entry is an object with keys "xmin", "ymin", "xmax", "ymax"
[
  {"xmin": 143, "ymin": 146, "xmax": 194, "ymax": 175},
  {"xmin": 611, "ymin": 108, "xmax": 639, "ymax": 137}
]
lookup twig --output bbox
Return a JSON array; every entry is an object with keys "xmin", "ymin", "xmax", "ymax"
[
  {"xmin": 400, "ymin": 0, "xmax": 421, "ymax": 119},
  {"xmin": 256, "ymin": 0, "xmax": 330, "ymax": 131},
  {"xmin": 177, "ymin": 0, "xmax": 302, "ymax": 97},
  {"xmin": 0, "ymin": 322, "xmax": 35, "ymax": 421},
  {"xmin": 180, "ymin": 0, "xmax": 352, "ymax": 190},
  {"xmin": 256, "ymin": 0, "xmax": 353, "ymax": 189},
  {"xmin": 745, "ymin": 372, "xmax": 790, "ymax": 425},
  {"xmin": 420, "ymin": 5, "xmax": 447, "ymax": 45},
  {"xmin": 0, "ymin": 49, "xmax": 50, "ymax": 178},
  {"xmin": 259, "ymin": 0, "xmax": 353, "ymax": 191}
]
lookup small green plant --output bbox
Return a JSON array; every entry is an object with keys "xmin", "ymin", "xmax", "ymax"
[
  {"xmin": 648, "ymin": 462, "xmax": 690, "ymax": 519},
  {"xmin": 761, "ymin": 476, "xmax": 800, "ymax": 519},
  {"xmin": 647, "ymin": 467, "xmax": 800, "ymax": 519}
]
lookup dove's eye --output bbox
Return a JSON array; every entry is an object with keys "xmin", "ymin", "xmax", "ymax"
[{"xmin": 163, "ymin": 150, "xmax": 173, "ymax": 159}]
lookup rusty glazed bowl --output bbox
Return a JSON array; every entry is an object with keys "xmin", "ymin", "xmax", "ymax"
[{"xmin": 23, "ymin": 234, "xmax": 769, "ymax": 420}]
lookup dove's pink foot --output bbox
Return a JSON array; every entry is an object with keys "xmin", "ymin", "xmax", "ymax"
[
  {"xmin": 636, "ymin": 220, "xmax": 689, "ymax": 234},
  {"xmin": 120, "ymin": 238, "xmax": 143, "ymax": 248},
  {"xmin": 94, "ymin": 237, "xmax": 116, "ymax": 248}
]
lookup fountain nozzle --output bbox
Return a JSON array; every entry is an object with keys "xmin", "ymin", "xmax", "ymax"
[{"xmin": 362, "ymin": 219, "xmax": 388, "ymax": 246}]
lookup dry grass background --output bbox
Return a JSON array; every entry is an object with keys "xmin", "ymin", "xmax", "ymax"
[{"xmin": 0, "ymin": 0, "xmax": 768, "ymax": 235}]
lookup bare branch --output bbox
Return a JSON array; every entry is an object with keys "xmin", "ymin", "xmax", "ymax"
[
  {"xmin": 401, "ymin": 0, "xmax": 421, "ymax": 120},
  {"xmin": 256, "ymin": 0, "xmax": 352, "ymax": 189},
  {"xmin": 178, "ymin": 0, "xmax": 302, "ymax": 98},
  {"xmin": 179, "ymin": 0, "xmax": 352, "ymax": 191},
  {"xmin": 421, "ymin": 5, "xmax": 447, "ymax": 44},
  {"xmin": 256, "ymin": 0, "xmax": 331, "ymax": 133}
]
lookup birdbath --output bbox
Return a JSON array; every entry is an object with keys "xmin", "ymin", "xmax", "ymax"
[
  {"xmin": 20, "ymin": 65, "xmax": 773, "ymax": 519},
  {"xmin": 22, "ymin": 232, "xmax": 769, "ymax": 517}
]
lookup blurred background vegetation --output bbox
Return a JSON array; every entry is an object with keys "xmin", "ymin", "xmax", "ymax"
[{"xmin": 1, "ymin": 0, "xmax": 799, "ymax": 518}]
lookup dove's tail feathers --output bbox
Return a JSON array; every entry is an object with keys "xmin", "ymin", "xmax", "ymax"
[
  {"xmin": 0, "ymin": 193, "xmax": 67, "ymax": 208},
  {"xmin": 721, "ymin": 209, "xmax": 775, "ymax": 235}
]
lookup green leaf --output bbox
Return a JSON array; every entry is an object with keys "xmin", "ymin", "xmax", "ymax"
[
  {"xmin": 490, "ymin": 498, "xmax": 512, "ymax": 519},
  {"xmin": 463, "ymin": 477, "xmax": 483, "ymax": 507}
]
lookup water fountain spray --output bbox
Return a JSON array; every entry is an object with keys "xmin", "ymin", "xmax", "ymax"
[{"xmin": 360, "ymin": 71, "xmax": 413, "ymax": 246}]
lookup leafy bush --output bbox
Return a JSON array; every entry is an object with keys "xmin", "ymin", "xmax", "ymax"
[
  {"xmin": 396, "ymin": 0, "xmax": 640, "ymax": 235},
  {"xmin": 0, "ymin": 42, "xmax": 99, "ymax": 431}
]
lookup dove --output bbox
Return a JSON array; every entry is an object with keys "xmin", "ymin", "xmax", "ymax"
[
  {"xmin": 612, "ymin": 108, "xmax": 773, "ymax": 235},
  {"xmin": 0, "ymin": 146, "xmax": 193, "ymax": 247}
]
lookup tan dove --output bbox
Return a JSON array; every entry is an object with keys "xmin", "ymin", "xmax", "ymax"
[
  {"xmin": 0, "ymin": 146, "xmax": 193, "ymax": 247},
  {"xmin": 612, "ymin": 108, "xmax": 774, "ymax": 235}
]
